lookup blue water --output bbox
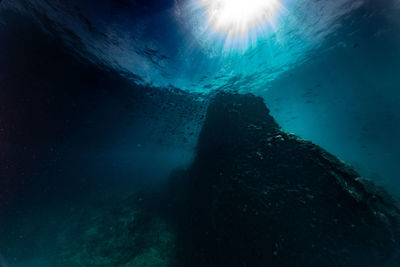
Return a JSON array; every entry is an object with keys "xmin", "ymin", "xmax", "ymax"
[
  {"xmin": 5, "ymin": 0, "xmax": 398, "ymax": 192},
  {"xmin": 0, "ymin": 0, "xmax": 400, "ymax": 266},
  {"xmin": 7, "ymin": 0, "xmax": 398, "ymax": 92}
]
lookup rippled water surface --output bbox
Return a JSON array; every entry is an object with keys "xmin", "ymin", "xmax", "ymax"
[{"xmin": 5, "ymin": 0, "xmax": 398, "ymax": 92}]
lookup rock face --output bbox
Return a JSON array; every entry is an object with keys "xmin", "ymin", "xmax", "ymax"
[{"xmin": 175, "ymin": 93, "xmax": 400, "ymax": 267}]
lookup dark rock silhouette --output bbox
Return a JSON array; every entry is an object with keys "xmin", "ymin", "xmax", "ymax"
[
  {"xmin": 54, "ymin": 93, "xmax": 400, "ymax": 266},
  {"xmin": 173, "ymin": 93, "xmax": 400, "ymax": 267}
]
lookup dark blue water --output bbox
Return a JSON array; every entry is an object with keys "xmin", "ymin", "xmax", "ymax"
[{"xmin": 0, "ymin": 0, "xmax": 399, "ymax": 266}]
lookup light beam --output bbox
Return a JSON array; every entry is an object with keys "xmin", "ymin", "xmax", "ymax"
[{"xmin": 201, "ymin": 0, "xmax": 281, "ymax": 36}]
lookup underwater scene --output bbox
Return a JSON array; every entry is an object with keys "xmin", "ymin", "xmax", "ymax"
[{"xmin": 1, "ymin": 0, "xmax": 400, "ymax": 266}]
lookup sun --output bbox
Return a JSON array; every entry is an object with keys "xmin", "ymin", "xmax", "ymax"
[{"xmin": 201, "ymin": 0, "xmax": 281, "ymax": 36}]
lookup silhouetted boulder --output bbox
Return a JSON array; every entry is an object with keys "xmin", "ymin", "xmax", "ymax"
[{"xmin": 175, "ymin": 93, "xmax": 400, "ymax": 267}]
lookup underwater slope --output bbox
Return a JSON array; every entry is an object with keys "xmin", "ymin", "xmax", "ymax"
[
  {"xmin": 174, "ymin": 93, "xmax": 400, "ymax": 266},
  {"xmin": 53, "ymin": 93, "xmax": 400, "ymax": 266}
]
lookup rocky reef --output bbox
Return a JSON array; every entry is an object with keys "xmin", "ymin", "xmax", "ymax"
[
  {"xmin": 57, "ymin": 93, "xmax": 400, "ymax": 266},
  {"xmin": 173, "ymin": 93, "xmax": 400, "ymax": 266},
  {"xmin": 55, "ymin": 191, "xmax": 176, "ymax": 267}
]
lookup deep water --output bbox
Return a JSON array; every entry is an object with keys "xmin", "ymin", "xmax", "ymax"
[{"xmin": 0, "ymin": 0, "xmax": 400, "ymax": 266}]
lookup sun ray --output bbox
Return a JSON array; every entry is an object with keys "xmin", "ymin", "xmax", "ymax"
[{"xmin": 201, "ymin": 0, "xmax": 282, "ymax": 36}]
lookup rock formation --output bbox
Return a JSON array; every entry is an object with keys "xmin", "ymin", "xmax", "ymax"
[
  {"xmin": 173, "ymin": 93, "xmax": 400, "ymax": 267},
  {"xmin": 56, "ymin": 93, "xmax": 400, "ymax": 267}
]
